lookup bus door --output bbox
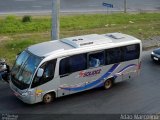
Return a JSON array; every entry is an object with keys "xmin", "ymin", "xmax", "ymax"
[{"xmin": 31, "ymin": 59, "xmax": 57, "ymax": 102}]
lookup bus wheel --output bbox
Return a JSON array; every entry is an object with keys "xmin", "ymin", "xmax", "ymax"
[
  {"xmin": 104, "ymin": 79, "xmax": 113, "ymax": 90},
  {"xmin": 43, "ymin": 93, "xmax": 55, "ymax": 104}
]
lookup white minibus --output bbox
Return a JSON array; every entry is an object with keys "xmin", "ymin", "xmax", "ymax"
[{"xmin": 10, "ymin": 33, "xmax": 142, "ymax": 104}]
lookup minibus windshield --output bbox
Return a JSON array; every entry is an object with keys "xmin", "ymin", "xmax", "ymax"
[{"xmin": 11, "ymin": 51, "xmax": 42, "ymax": 90}]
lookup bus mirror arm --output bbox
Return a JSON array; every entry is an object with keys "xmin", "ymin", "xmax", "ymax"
[{"xmin": 37, "ymin": 68, "xmax": 44, "ymax": 77}]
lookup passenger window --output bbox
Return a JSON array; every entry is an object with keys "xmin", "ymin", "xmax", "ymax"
[
  {"xmin": 106, "ymin": 47, "xmax": 122, "ymax": 65},
  {"xmin": 59, "ymin": 57, "xmax": 69, "ymax": 75},
  {"xmin": 59, "ymin": 54, "xmax": 87, "ymax": 76},
  {"xmin": 31, "ymin": 59, "xmax": 56, "ymax": 88},
  {"xmin": 89, "ymin": 51, "xmax": 104, "ymax": 68},
  {"xmin": 43, "ymin": 61, "xmax": 55, "ymax": 80},
  {"xmin": 123, "ymin": 44, "xmax": 140, "ymax": 61}
]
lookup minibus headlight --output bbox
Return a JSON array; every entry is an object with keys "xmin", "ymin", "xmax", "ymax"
[
  {"xmin": 22, "ymin": 91, "xmax": 33, "ymax": 96},
  {"xmin": 21, "ymin": 92, "xmax": 28, "ymax": 96},
  {"xmin": 151, "ymin": 52, "xmax": 154, "ymax": 55}
]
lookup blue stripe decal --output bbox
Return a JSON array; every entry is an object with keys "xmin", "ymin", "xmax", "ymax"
[
  {"xmin": 61, "ymin": 63, "xmax": 120, "ymax": 91},
  {"xmin": 117, "ymin": 64, "xmax": 136, "ymax": 73},
  {"xmin": 114, "ymin": 64, "xmax": 137, "ymax": 79}
]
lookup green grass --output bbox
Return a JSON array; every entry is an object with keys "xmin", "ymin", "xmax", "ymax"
[
  {"xmin": 0, "ymin": 16, "xmax": 51, "ymax": 33},
  {"xmin": 0, "ymin": 13, "xmax": 160, "ymax": 65},
  {"xmin": 60, "ymin": 13, "xmax": 160, "ymax": 39},
  {"xmin": 61, "ymin": 13, "xmax": 159, "ymax": 30},
  {"xmin": 0, "ymin": 32, "xmax": 50, "ymax": 65},
  {"xmin": 0, "ymin": 13, "xmax": 160, "ymax": 36}
]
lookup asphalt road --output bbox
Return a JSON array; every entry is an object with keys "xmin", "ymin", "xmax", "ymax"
[
  {"xmin": 0, "ymin": 0, "xmax": 159, "ymax": 15},
  {"xmin": 0, "ymin": 49, "xmax": 160, "ymax": 119}
]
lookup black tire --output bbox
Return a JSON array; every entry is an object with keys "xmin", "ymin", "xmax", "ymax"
[
  {"xmin": 43, "ymin": 93, "xmax": 55, "ymax": 104},
  {"xmin": 104, "ymin": 79, "xmax": 113, "ymax": 90},
  {"xmin": 2, "ymin": 73, "xmax": 9, "ymax": 83}
]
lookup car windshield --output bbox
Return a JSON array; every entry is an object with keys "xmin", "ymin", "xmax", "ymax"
[
  {"xmin": 154, "ymin": 48, "xmax": 160, "ymax": 55},
  {"xmin": 11, "ymin": 51, "xmax": 42, "ymax": 89}
]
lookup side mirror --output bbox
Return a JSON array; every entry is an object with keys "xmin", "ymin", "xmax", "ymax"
[{"xmin": 37, "ymin": 68, "xmax": 44, "ymax": 77}]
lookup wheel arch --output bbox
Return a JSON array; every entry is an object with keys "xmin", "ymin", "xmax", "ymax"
[
  {"xmin": 104, "ymin": 76, "xmax": 115, "ymax": 83},
  {"xmin": 43, "ymin": 90, "xmax": 57, "ymax": 99}
]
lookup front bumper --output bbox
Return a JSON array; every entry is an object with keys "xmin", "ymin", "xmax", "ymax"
[{"xmin": 9, "ymin": 81, "xmax": 35, "ymax": 104}]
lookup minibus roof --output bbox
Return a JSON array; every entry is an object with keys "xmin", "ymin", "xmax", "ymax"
[{"xmin": 27, "ymin": 33, "xmax": 141, "ymax": 57}]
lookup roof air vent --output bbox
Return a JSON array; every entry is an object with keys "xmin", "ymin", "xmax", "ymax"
[
  {"xmin": 78, "ymin": 38, "xmax": 83, "ymax": 40},
  {"xmin": 106, "ymin": 33, "xmax": 125, "ymax": 39},
  {"xmin": 72, "ymin": 39, "xmax": 77, "ymax": 41}
]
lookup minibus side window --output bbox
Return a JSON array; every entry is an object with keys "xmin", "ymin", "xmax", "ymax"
[
  {"xmin": 59, "ymin": 57, "xmax": 69, "ymax": 76},
  {"xmin": 122, "ymin": 44, "xmax": 140, "ymax": 61},
  {"xmin": 59, "ymin": 54, "xmax": 87, "ymax": 77},
  {"xmin": 88, "ymin": 51, "xmax": 104, "ymax": 68},
  {"xmin": 105, "ymin": 47, "xmax": 122, "ymax": 65},
  {"xmin": 31, "ymin": 59, "xmax": 56, "ymax": 88}
]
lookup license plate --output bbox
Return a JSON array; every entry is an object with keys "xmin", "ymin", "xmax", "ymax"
[{"xmin": 153, "ymin": 57, "xmax": 158, "ymax": 61}]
